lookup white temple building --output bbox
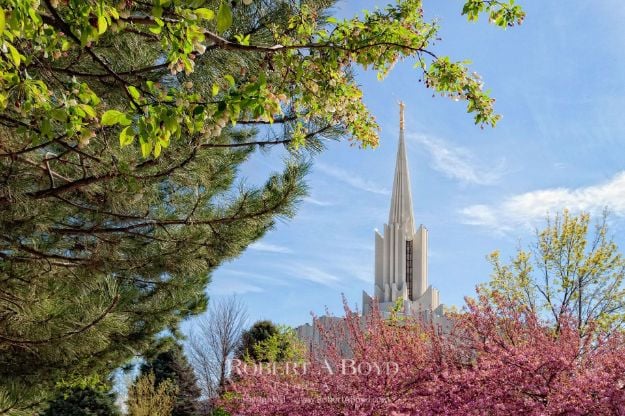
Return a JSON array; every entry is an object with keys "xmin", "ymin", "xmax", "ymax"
[
  {"xmin": 296, "ymin": 103, "xmax": 446, "ymax": 341},
  {"xmin": 362, "ymin": 102, "xmax": 444, "ymax": 320}
]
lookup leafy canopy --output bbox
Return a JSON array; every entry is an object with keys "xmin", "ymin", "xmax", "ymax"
[
  {"xmin": 126, "ymin": 372, "xmax": 178, "ymax": 416},
  {"xmin": 245, "ymin": 323, "xmax": 304, "ymax": 363},
  {"xmin": 0, "ymin": 0, "xmax": 524, "ymax": 158},
  {"xmin": 482, "ymin": 210, "xmax": 625, "ymax": 336}
]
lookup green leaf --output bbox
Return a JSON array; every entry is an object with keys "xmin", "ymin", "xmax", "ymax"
[
  {"xmin": 194, "ymin": 8, "xmax": 214, "ymax": 20},
  {"xmin": 97, "ymin": 15, "xmax": 107, "ymax": 35},
  {"xmin": 153, "ymin": 142, "xmax": 162, "ymax": 158},
  {"xmin": 152, "ymin": 4, "xmax": 163, "ymax": 18},
  {"xmin": 51, "ymin": 108, "xmax": 68, "ymax": 122},
  {"xmin": 119, "ymin": 126, "xmax": 135, "ymax": 147},
  {"xmin": 41, "ymin": 118, "xmax": 52, "ymax": 137},
  {"xmin": 101, "ymin": 110, "xmax": 131, "ymax": 126},
  {"xmin": 140, "ymin": 139, "xmax": 152, "ymax": 158},
  {"xmin": 0, "ymin": 8, "xmax": 6, "ymax": 33},
  {"xmin": 79, "ymin": 104, "xmax": 96, "ymax": 118},
  {"xmin": 159, "ymin": 132, "xmax": 171, "ymax": 148},
  {"xmin": 212, "ymin": 84, "xmax": 220, "ymax": 96},
  {"xmin": 6, "ymin": 43, "xmax": 21, "ymax": 66},
  {"xmin": 216, "ymin": 2, "xmax": 233, "ymax": 33},
  {"xmin": 224, "ymin": 74, "xmax": 235, "ymax": 88},
  {"xmin": 234, "ymin": 33, "xmax": 250, "ymax": 45},
  {"xmin": 164, "ymin": 116, "xmax": 177, "ymax": 131},
  {"xmin": 126, "ymin": 86, "xmax": 141, "ymax": 100},
  {"xmin": 75, "ymin": 105, "xmax": 87, "ymax": 118},
  {"xmin": 149, "ymin": 25, "xmax": 162, "ymax": 34},
  {"xmin": 28, "ymin": 6, "xmax": 42, "ymax": 25}
]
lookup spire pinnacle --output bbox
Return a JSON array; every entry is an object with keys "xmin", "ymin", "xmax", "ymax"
[{"xmin": 388, "ymin": 102, "xmax": 415, "ymax": 232}]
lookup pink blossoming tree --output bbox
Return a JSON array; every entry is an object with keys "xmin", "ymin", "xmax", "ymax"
[{"xmin": 220, "ymin": 293, "xmax": 625, "ymax": 415}]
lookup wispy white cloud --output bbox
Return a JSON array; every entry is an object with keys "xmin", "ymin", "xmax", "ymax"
[
  {"xmin": 408, "ymin": 133, "xmax": 506, "ymax": 185},
  {"xmin": 316, "ymin": 162, "xmax": 390, "ymax": 195},
  {"xmin": 218, "ymin": 269, "xmax": 290, "ymax": 286},
  {"xmin": 249, "ymin": 241, "xmax": 292, "ymax": 254},
  {"xmin": 282, "ymin": 263, "xmax": 343, "ymax": 287},
  {"xmin": 210, "ymin": 279, "xmax": 264, "ymax": 295},
  {"xmin": 460, "ymin": 171, "xmax": 625, "ymax": 232},
  {"xmin": 302, "ymin": 196, "xmax": 334, "ymax": 207},
  {"xmin": 337, "ymin": 259, "xmax": 372, "ymax": 283}
]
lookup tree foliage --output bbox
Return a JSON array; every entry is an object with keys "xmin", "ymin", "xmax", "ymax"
[
  {"xmin": 236, "ymin": 321, "xmax": 303, "ymax": 363},
  {"xmin": 139, "ymin": 342, "xmax": 202, "ymax": 416},
  {"xmin": 0, "ymin": 0, "xmax": 524, "ymax": 159},
  {"xmin": 0, "ymin": 4, "xmax": 306, "ymax": 408},
  {"xmin": 126, "ymin": 372, "xmax": 177, "ymax": 416},
  {"xmin": 0, "ymin": 122, "xmax": 305, "ymax": 411},
  {"xmin": 221, "ymin": 296, "xmax": 625, "ymax": 415},
  {"xmin": 40, "ymin": 387, "xmax": 120, "ymax": 416},
  {"xmin": 0, "ymin": 0, "xmax": 524, "ymax": 410},
  {"xmin": 235, "ymin": 320, "xmax": 278, "ymax": 362},
  {"xmin": 483, "ymin": 210, "xmax": 625, "ymax": 336},
  {"xmin": 249, "ymin": 325, "xmax": 304, "ymax": 363}
]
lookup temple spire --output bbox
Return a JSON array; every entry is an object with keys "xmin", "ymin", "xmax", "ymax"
[{"xmin": 388, "ymin": 102, "xmax": 415, "ymax": 232}]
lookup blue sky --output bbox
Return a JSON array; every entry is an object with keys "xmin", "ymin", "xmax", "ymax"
[{"xmin": 184, "ymin": 0, "xmax": 625, "ymax": 332}]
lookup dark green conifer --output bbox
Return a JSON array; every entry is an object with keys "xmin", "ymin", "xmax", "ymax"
[{"xmin": 140, "ymin": 342, "xmax": 202, "ymax": 416}]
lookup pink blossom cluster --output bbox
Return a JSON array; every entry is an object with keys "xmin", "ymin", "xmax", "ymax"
[{"xmin": 221, "ymin": 294, "xmax": 625, "ymax": 415}]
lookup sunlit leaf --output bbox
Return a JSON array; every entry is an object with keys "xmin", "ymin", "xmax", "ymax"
[
  {"xmin": 195, "ymin": 8, "xmax": 214, "ymax": 20},
  {"xmin": 216, "ymin": 2, "xmax": 233, "ymax": 33},
  {"xmin": 97, "ymin": 15, "xmax": 107, "ymax": 35},
  {"xmin": 101, "ymin": 110, "xmax": 131, "ymax": 126},
  {"xmin": 119, "ymin": 126, "xmax": 135, "ymax": 147}
]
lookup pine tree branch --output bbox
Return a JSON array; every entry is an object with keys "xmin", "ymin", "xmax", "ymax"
[{"xmin": 0, "ymin": 294, "xmax": 120, "ymax": 346}]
